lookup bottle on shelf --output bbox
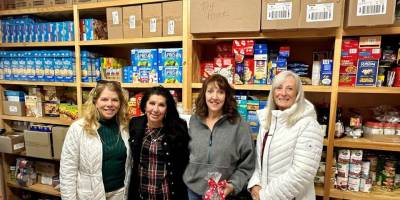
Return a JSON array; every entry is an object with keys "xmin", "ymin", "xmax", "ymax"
[{"xmin": 335, "ymin": 107, "xmax": 345, "ymax": 138}]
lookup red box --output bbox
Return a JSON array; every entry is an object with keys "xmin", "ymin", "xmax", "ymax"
[
  {"xmin": 340, "ymin": 58, "xmax": 357, "ymax": 67},
  {"xmin": 358, "ymin": 48, "xmax": 381, "ymax": 60},
  {"xmin": 216, "ymin": 42, "xmax": 232, "ymax": 58},
  {"xmin": 135, "ymin": 93, "xmax": 143, "ymax": 116},
  {"xmin": 342, "ymin": 38, "xmax": 359, "ymax": 49},
  {"xmin": 232, "ymin": 40, "xmax": 254, "ymax": 56},
  {"xmin": 200, "ymin": 61, "xmax": 215, "ymax": 82},
  {"xmin": 339, "ymin": 74, "xmax": 356, "ymax": 86},
  {"xmin": 339, "ymin": 65, "xmax": 357, "ymax": 75},
  {"xmin": 244, "ymin": 58, "xmax": 254, "ymax": 84}
]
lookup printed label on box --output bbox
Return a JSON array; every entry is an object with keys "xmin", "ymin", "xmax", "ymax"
[
  {"xmin": 306, "ymin": 3, "xmax": 334, "ymax": 22},
  {"xmin": 9, "ymin": 106, "xmax": 17, "ymax": 113},
  {"xmin": 14, "ymin": 143, "xmax": 24, "ymax": 150},
  {"xmin": 129, "ymin": 15, "xmax": 136, "ymax": 29},
  {"xmin": 150, "ymin": 18, "xmax": 157, "ymax": 32},
  {"xmin": 356, "ymin": 60, "xmax": 378, "ymax": 86},
  {"xmin": 267, "ymin": 2, "xmax": 292, "ymax": 20},
  {"xmin": 112, "ymin": 11, "xmax": 120, "ymax": 25},
  {"xmin": 357, "ymin": 0, "xmax": 387, "ymax": 16},
  {"xmin": 168, "ymin": 20, "xmax": 175, "ymax": 35}
]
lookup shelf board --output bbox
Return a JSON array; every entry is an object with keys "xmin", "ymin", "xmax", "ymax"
[
  {"xmin": 192, "ymin": 83, "xmax": 331, "ymax": 92},
  {"xmin": 315, "ymin": 184, "xmax": 324, "ymax": 196},
  {"xmin": 0, "ymin": 80, "xmax": 76, "ymax": 87},
  {"xmin": 343, "ymin": 26, "xmax": 400, "ymax": 36},
  {"xmin": 81, "ymin": 82, "xmax": 182, "ymax": 89},
  {"xmin": 0, "ymin": 115, "xmax": 72, "ymax": 126},
  {"xmin": 338, "ymin": 86, "xmax": 400, "ymax": 94},
  {"xmin": 4, "ymin": 151, "xmax": 59, "ymax": 161},
  {"xmin": 192, "ymin": 29, "xmax": 337, "ymax": 40},
  {"xmin": 334, "ymin": 136, "xmax": 400, "ymax": 152},
  {"xmin": 79, "ymin": 36, "xmax": 182, "ymax": 46},
  {"xmin": 0, "ymin": 6, "xmax": 72, "ymax": 16},
  {"xmin": 77, "ymin": 0, "xmax": 171, "ymax": 9},
  {"xmin": 0, "ymin": 41, "xmax": 75, "ymax": 47},
  {"xmin": 330, "ymin": 187, "xmax": 400, "ymax": 200},
  {"xmin": 7, "ymin": 181, "xmax": 60, "ymax": 197}
]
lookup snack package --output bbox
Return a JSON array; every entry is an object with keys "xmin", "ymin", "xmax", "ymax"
[{"xmin": 204, "ymin": 172, "xmax": 227, "ymax": 200}]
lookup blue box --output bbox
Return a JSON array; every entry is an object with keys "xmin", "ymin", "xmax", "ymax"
[
  {"xmin": 3, "ymin": 58, "xmax": 11, "ymax": 80},
  {"xmin": 19, "ymin": 58, "xmax": 27, "ymax": 81},
  {"xmin": 26, "ymin": 58, "xmax": 36, "ymax": 81},
  {"xmin": 356, "ymin": 60, "xmax": 378, "ymax": 86},
  {"xmin": 132, "ymin": 65, "xmax": 158, "ymax": 83},
  {"xmin": 157, "ymin": 48, "xmax": 183, "ymax": 83},
  {"xmin": 131, "ymin": 49, "xmax": 158, "ymax": 67},
  {"xmin": 35, "ymin": 58, "xmax": 45, "ymax": 81},
  {"xmin": 247, "ymin": 110, "xmax": 259, "ymax": 134},
  {"xmin": 11, "ymin": 59, "xmax": 19, "ymax": 80},
  {"xmin": 123, "ymin": 66, "xmax": 133, "ymax": 83},
  {"xmin": 63, "ymin": 58, "xmax": 74, "ymax": 82},
  {"xmin": 44, "ymin": 58, "xmax": 55, "ymax": 82},
  {"xmin": 320, "ymin": 59, "xmax": 333, "ymax": 86},
  {"xmin": 54, "ymin": 58, "xmax": 64, "ymax": 82}
]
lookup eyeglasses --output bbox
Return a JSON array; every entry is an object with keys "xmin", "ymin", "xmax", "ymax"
[{"xmin": 96, "ymin": 80, "xmax": 121, "ymax": 87}]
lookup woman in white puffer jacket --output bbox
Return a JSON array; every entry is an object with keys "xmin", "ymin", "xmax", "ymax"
[{"xmin": 248, "ymin": 71, "xmax": 324, "ymax": 200}]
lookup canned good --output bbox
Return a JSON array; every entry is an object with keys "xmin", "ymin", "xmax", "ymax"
[
  {"xmin": 349, "ymin": 163, "xmax": 362, "ymax": 178},
  {"xmin": 350, "ymin": 149, "xmax": 363, "ymax": 164},
  {"xmin": 359, "ymin": 178, "xmax": 372, "ymax": 192},
  {"xmin": 348, "ymin": 177, "xmax": 361, "ymax": 192},
  {"xmin": 338, "ymin": 149, "xmax": 350, "ymax": 164},
  {"xmin": 383, "ymin": 123, "xmax": 396, "ymax": 135},
  {"xmin": 361, "ymin": 161, "xmax": 371, "ymax": 179},
  {"xmin": 337, "ymin": 163, "xmax": 350, "ymax": 177},
  {"xmin": 336, "ymin": 176, "xmax": 348, "ymax": 190}
]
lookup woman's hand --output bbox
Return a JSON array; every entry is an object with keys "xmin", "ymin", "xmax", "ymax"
[
  {"xmin": 223, "ymin": 183, "xmax": 234, "ymax": 197},
  {"xmin": 250, "ymin": 185, "xmax": 262, "ymax": 200}
]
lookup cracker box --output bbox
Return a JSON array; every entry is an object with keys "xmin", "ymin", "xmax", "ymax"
[
  {"xmin": 158, "ymin": 48, "xmax": 183, "ymax": 83},
  {"xmin": 44, "ymin": 102, "xmax": 60, "ymax": 117},
  {"xmin": 214, "ymin": 57, "xmax": 235, "ymax": 84},
  {"xmin": 244, "ymin": 58, "xmax": 254, "ymax": 84},
  {"xmin": 356, "ymin": 60, "xmax": 378, "ymax": 86},
  {"xmin": 358, "ymin": 48, "xmax": 381, "ymax": 60},
  {"xmin": 232, "ymin": 40, "xmax": 254, "ymax": 56}
]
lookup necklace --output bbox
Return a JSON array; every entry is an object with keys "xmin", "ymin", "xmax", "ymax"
[{"xmin": 144, "ymin": 127, "xmax": 163, "ymax": 143}]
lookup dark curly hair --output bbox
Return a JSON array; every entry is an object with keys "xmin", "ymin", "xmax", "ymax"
[{"xmin": 195, "ymin": 74, "xmax": 239, "ymax": 124}]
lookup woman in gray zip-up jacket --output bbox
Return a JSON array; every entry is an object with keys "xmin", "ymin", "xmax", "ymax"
[{"xmin": 183, "ymin": 74, "xmax": 255, "ymax": 199}]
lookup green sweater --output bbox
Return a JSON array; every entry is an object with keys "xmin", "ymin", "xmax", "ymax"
[{"xmin": 98, "ymin": 117, "xmax": 126, "ymax": 193}]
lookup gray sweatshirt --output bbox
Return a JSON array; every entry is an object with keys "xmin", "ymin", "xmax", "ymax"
[{"xmin": 183, "ymin": 115, "xmax": 255, "ymax": 196}]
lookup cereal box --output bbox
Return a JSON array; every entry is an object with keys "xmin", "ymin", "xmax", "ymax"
[
  {"xmin": 244, "ymin": 58, "xmax": 254, "ymax": 84},
  {"xmin": 158, "ymin": 48, "xmax": 183, "ymax": 83},
  {"xmin": 54, "ymin": 58, "xmax": 63, "ymax": 82},
  {"xmin": 26, "ymin": 58, "xmax": 36, "ymax": 81},
  {"xmin": 35, "ymin": 58, "xmax": 45, "ymax": 81},
  {"xmin": 200, "ymin": 61, "xmax": 214, "ymax": 82},
  {"xmin": 19, "ymin": 58, "xmax": 27, "ymax": 81},
  {"xmin": 44, "ymin": 58, "xmax": 55, "ymax": 82},
  {"xmin": 214, "ymin": 57, "xmax": 234, "ymax": 84}
]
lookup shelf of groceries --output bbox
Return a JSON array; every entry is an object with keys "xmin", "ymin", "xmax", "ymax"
[{"xmin": 7, "ymin": 181, "xmax": 60, "ymax": 197}]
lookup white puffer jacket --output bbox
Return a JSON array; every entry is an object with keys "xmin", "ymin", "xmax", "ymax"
[
  {"xmin": 248, "ymin": 100, "xmax": 323, "ymax": 200},
  {"xmin": 60, "ymin": 119, "xmax": 131, "ymax": 200}
]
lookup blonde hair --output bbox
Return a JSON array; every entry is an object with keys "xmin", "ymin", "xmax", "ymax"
[
  {"xmin": 263, "ymin": 71, "xmax": 306, "ymax": 130},
  {"xmin": 82, "ymin": 82, "xmax": 129, "ymax": 136}
]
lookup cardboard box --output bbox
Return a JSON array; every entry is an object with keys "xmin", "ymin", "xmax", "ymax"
[
  {"xmin": 74, "ymin": 0, "xmax": 96, "ymax": 4},
  {"xmin": 262, "ymin": 0, "xmax": 300, "ymax": 30},
  {"xmin": 24, "ymin": 130, "xmax": 52, "ymax": 159},
  {"xmin": 191, "ymin": 0, "xmax": 261, "ymax": 33},
  {"xmin": 3, "ymin": 101, "xmax": 26, "ymax": 116},
  {"xmin": 162, "ymin": 1, "xmax": 182, "ymax": 36},
  {"xmin": 299, "ymin": 0, "xmax": 344, "ymax": 28},
  {"xmin": 53, "ymin": 0, "xmax": 73, "ymax": 5},
  {"xmin": 346, "ymin": 0, "xmax": 395, "ymax": 27},
  {"xmin": 123, "ymin": 6, "xmax": 142, "ymax": 38},
  {"xmin": 35, "ymin": 161, "xmax": 58, "ymax": 177},
  {"xmin": 106, "ymin": 7, "xmax": 123, "ymax": 39},
  {"xmin": 142, "ymin": 3, "xmax": 162, "ymax": 37},
  {"xmin": 0, "ymin": 134, "xmax": 25, "ymax": 153},
  {"xmin": 52, "ymin": 126, "xmax": 68, "ymax": 159}
]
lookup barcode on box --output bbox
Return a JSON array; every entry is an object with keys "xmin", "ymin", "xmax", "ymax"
[
  {"xmin": 306, "ymin": 3, "xmax": 334, "ymax": 22},
  {"xmin": 267, "ymin": 2, "xmax": 292, "ymax": 20},
  {"xmin": 357, "ymin": 0, "xmax": 387, "ymax": 16}
]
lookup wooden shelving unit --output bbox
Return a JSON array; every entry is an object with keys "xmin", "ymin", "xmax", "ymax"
[
  {"xmin": 330, "ymin": 187, "xmax": 400, "ymax": 200},
  {"xmin": 338, "ymin": 86, "xmax": 400, "ymax": 94},
  {"xmin": 7, "ymin": 181, "xmax": 60, "ymax": 197},
  {"xmin": 0, "ymin": 80, "xmax": 76, "ymax": 87},
  {"xmin": 81, "ymin": 82, "xmax": 182, "ymax": 89},
  {"xmin": 79, "ymin": 36, "xmax": 182, "ymax": 46},
  {"xmin": 0, "ymin": 6, "xmax": 72, "ymax": 16},
  {"xmin": 0, "ymin": 41, "xmax": 75, "ymax": 47},
  {"xmin": 334, "ymin": 137, "xmax": 400, "ymax": 152},
  {"xmin": 315, "ymin": 184, "xmax": 324, "ymax": 196}
]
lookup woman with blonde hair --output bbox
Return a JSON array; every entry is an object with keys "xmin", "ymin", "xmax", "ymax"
[
  {"xmin": 60, "ymin": 80, "xmax": 131, "ymax": 200},
  {"xmin": 248, "ymin": 71, "xmax": 323, "ymax": 200}
]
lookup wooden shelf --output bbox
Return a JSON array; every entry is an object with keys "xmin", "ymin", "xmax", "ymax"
[
  {"xmin": 315, "ymin": 184, "xmax": 324, "ymax": 196},
  {"xmin": 330, "ymin": 187, "xmax": 400, "ymax": 200},
  {"xmin": 192, "ymin": 29, "xmax": 337, "ymax": 40},
  {"xmin": 81, "ymin": 82, "xmax": 182, "ymax": 89},
  {"xmin": 338, "ymin": 87, "xmax": 400, "ymax": 94},
  {"xmin": 7, "ymin": 181, "xmax": 60, "ymax": 197},
  {"xmin": 0, "ymin": 6, "xmax": 72, "ymax": 16},
  {"xmin": 192, "ymin": 83, "xmax": 331, "ymax": 92},
  {"xmin": 323, "ymin": 138, "xmax": 328, "ymax": 146},
  {"xmin": 77, "ymin": 0, "xmax": 171, "ymax": 10},
  {"xmin": 343, "ymin": 26, "xmax": 400, "ymax": 36},
  {"xmin": 4, "ymin": 151, "xmax": 59, "ymax": 161},
  {"xmin": 0, "ymin": 42, "xmax": 75, "ymax": 47},
  {"xmin": 79, "ymin": 36, "xmax": 182, "ymax": 46},
  {"xmin": 0, "ymin": 115, "xmax": 72, "ymax": 126},
  {"xmin": 0, "ymin": 80, "xmax": 76, "ymax": 87},
  {"xmin": 334, "ymin": 136, "xmax": 400, "ymax": 152}
]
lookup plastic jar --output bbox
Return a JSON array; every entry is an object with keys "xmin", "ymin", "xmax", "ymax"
[
  {"xmin": 363, "ymin": 121, "xmax": 383, "ymax": 135},
  {"xmin": 383, "ymin": 123, "xmax": 397, "ymax": 135}
]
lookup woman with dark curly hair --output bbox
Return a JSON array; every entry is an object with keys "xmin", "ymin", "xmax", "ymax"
[
  {"xmin": 183, "ymin": 74, "xmax": 255, "ymax": 200},
  {"xmin": 128, "ymin": 86, "xmax": 190, "ymax": 200}
]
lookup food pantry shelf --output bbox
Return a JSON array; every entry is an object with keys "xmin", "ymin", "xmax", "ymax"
[
  {"xmin": 0, "ymin": 41, "xmax": 75, "ymax": 47},
  {"xmin": 315, "ymin": 184, "xmax": 324, "ymax": 196},
  {"xmin": 192, "ymin": 83, "xmax": 331, "ymax": 92},
  {"xmin": 343, "ymin": 25, "xmax": 400, "ymax": 37},
  {"xmin": 0, "ymin": 115, "xmax": 72, "ymax": 126},
  {"xmin": 7, "ymin": 181, "xmax": 60, "ymax": 197},
  {"xmin": 0, "ymin": 6, "xmax": 72, "ymax": 16},
  {"xmin": 76, "ymin": 0, "xmax": 171, "ymax": 10},
  {"xmin": 334, "ymin": 137, "xmax": 400, "ymax": 152},
  {"xmin": 338, "ymin": 87, "xmax": 400, "ymax": 94},
  {"xmin": 0, "ymin": 80, "xmax": 76, "ymax": 87},
  {"xmin": 81, "ymin": 82, "xmax": 182, "ymax": 89},
  {"xmin": 78, "ymin": 36, "xmax": 182, "ymax": 46},
  {"xmin": 330, "ymin": 187, "xmax": 400, "ymax": 200}
]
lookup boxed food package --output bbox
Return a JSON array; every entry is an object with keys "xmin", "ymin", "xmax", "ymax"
[
  {"xmin": 24, "ymin": 130, "xmax": 52, "ymax": 159},
  {"xmin": 214, "ymin": 57, "xmax": 235, "ymax": 84},
  {"xmin": 44, "ymin": 102, "xmax": 60, "ymax": 117},
  {"xmin": 262, "ymin": 0, "xmax": 301, "ymax": 30},
  {"xmin": 346, "ymin": 0, "xmax": 396, "ymax": 26},
  {"xmin": 162, "ymin": 1, "xmax": 182, "ymax": 36},
  {"xmin": 25, "ymin": 95, "xmax": 43, "ymax": 117},
  {"xmin": 0, "ymin": 134, "xmax": 25, "ymax": 153},
  {"xmin": 158, "ymin": 48, "xmax": 183, "ymax": 83},
  {"xmin": 356, "ymin": 60, "xmax": 379, "ymax": 86},
  {"xmin": 123, "ymin": 6, "xmax": 142, "ymax": 38},
  {"xmin": 200, "ymin": 61, "xmax": 214, "ymax": 82},
  {"xmin": 106, "ymin": 7, "xmax": 123, "ymax": 39},
  {"xmin": 299, "ymin": 0, "xmax": 344, "ymax": 28},
  {"xmin": 35, "ymin": 161, "xmax": 57, "ymax": 177},
  {"xmin": 59, "ymin": 103, "xmax": 78, "ymax": 121},
  {"xmin": 142, "ymin": 3, "xmax": 162, "ymax": 37},
  {"xmin": 191, "ymin": 0, "xmax": 261, "ymax": 33}
]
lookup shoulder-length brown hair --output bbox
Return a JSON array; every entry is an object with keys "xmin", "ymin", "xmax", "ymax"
[
  {"xmin": 82, "ymin": 81, "xmax": 129, "ymax": 136},
  {"xmin": 195, "ymin": 74, "xmax": 239, "ymax": 123}
]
